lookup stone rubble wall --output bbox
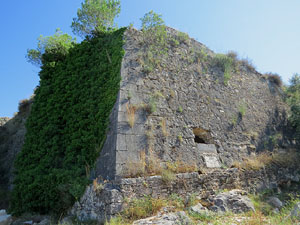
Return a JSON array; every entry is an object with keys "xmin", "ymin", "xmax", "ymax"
[
  {"xmin": 95, "ymin": 27, "xmax": 292, "ymax": 180},
  {"xmin": 70, "ymin": 166, "xmax": 300, "ymax": 223}
]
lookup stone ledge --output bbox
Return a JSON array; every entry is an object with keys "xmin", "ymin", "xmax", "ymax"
[{"xmin": 71, "ymin": 166, "xmax": 300, "ymax": 223}]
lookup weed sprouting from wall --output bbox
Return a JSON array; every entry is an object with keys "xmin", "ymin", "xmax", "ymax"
[
  {"xmin": 161, "ymin": 169, "xmax": 176, "ymax": 184},
  {"xmin": 212, "ymin": 54, "xmax": 233, "ymax": 86},
  {"xmin": 177, "ymin": 31, "xmax": 189, "ymax": 44},
  {"xmin": 93, "ymin": 178, "xmax": 104, "ymax": 194},
  {"xmin": 264, "ymin": 72, "xmax": 283, "ymax": 87},
  {"xmin": 239, "ymin": 103, "xmax": 247, "ymax": 117},
  {"xmin": 126, "ymin": 103, "xmax": 136, "ymax": 128},
  {"xmin": 140, "ymin": 11, "xmax": 168, "ymax": 73},
  {"xmin": 123, "ymin": 196, "xmax": 166, "ymax": 220},
  {"xmin": 124, "ymin": 151, "xmax": 146, "ymax": 178},
  {"xmin": 160, "ymin": 118, "xmax": 168, "ymax": 137}
]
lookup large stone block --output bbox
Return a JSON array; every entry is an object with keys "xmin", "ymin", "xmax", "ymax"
[
  {"xmin": 117, "ymin": 122, "xmax": 145, "ymax": 135},
  {"xmin": 116, "ymin": 135, "xmax": 127, "ymax": 151},
  {"xmin": 203, "ymin": 155, "xmax": 221, "ymax": 168},
  {"xmin": 210, "ymin": 189, "xmax": 255, "ymax": 213},
  {"xmin": 197, "ymin": 144, "xmax": 217, "ymax": 154}
]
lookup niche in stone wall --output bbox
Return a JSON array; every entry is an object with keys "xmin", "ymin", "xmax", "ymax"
[{"xmin": 193, "ymin": 128, "xmax": 213, "ymax": 144}]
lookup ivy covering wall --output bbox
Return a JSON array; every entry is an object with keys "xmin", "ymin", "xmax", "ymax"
[{"xmin": 10, "ymin": 28, "xmax": 126, "ymax": 215}]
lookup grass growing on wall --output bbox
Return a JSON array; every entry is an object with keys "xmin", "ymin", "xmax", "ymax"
[{"xmin": 10, "ymin": 28, "xmax": 126, "ymax": 216}]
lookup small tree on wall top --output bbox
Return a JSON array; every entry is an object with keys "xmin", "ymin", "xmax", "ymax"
[
  {"xmin": 71, "ymin": 0, "xmax": 121, "ymax": 38},
  {"xmin": 140, "ymin": 10, "xmax": 165, "ymax": 31},
  {"xmin": 26, "ymin": 28, "xmax": 76, "ymax": 67}
]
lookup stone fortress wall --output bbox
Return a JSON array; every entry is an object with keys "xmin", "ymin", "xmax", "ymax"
[{"xmin": 95, "ymin": 27, "xmax": 291, "ymax": 180}]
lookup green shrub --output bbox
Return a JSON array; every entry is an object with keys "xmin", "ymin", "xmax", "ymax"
[
  {"xmin": 148, "ymin": 96, "xmax": 157, "ymax": 113},
  {"xmin": 141, "ymin": 10, "xmax": 167, "ymax": 49},
  {"xmin": 123, "ymin": 196, "xmax": 166, "ymax": 220},
  {"xmin": 177, "ymin": 31, "xmax": 189, "ymax": 43},
  {"xmin": 178, "ymin": 106, "xmax": 183, "ymax": 113},
  {"xmin": 169, "ymin": 193, "xmax": 185, "ymax": 209},
  {"xmin": 286, "ymin": 73, "xmax": 300, "ymax": 143},
  {"xmin": 231, "ymin": 114, "xmax": 238, "ymax": 126},
  {"xmin": 10, "ymin": 28, "xmax": 126, "ymax": 216},
  {"xmin": 194, "ymin": 48, "xmax": 208, "ymax": 63},
  {"xmin": 188, "ymin": 211, "xmax": 215, "ymax": 222},
  {"xmin": 140, "ymin": 11, "xmax": 168, "ymax": 72},
  {"xmin": 212, "ymin": 54, "xmax": 233, "ymax": 85},
  {"xmin": 105, "ymin": 216, "xmax": 131, "ymax": 225},
  {"xmin": 161, "ymin": 169, "xmax": 176, "ymax": 184},
  {"xmin": 238, "ymin": 103, "xmax": 247, "ymax": 117},
  {"xmin": 178, "ymin": 135, "xmax": 183, "ymax": 143},
  {"xmin": 212, "ymin": 54, "xmax": 233, "ymax": 72},
  {"xmin": 223, "ymin": 71, "xmax": 231, "ymax": 86}
]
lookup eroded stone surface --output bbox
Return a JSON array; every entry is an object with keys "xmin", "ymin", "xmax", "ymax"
[
  {"xmin": 267, "ymin": 197, "xmax": 283, "ymax": 209},
  {"xmin": 132, "ymin": 211, "xmax": 192, "ymax": 225},
  {"xmin": 189, "ymin": 203, "xmax": 208, "ymax": 214},
  {"xmin": 209, "ymin": 189, "xmax": 255, "ymax": 213}
]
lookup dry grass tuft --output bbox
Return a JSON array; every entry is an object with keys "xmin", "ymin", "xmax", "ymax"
[
  {"xmin": 240, "ymin": 58, "xmax": 256, "ymax": 72},
  {"xmin": 92, "ymin": 178, "xmax": 104, "ymax": 194},
  {"xmin": 160, "ymin": 118, "xmax": 168, "ymax": 137},
  {"xmin": 161, "ymin": 169, "xmax": 176, "ymax": 184},
  {"xmin": 233, "ymin": 153, "xmax": 273, "ymax": 170},
  {"xmin": 126, "ymin": 103, "xmax": 136, "ymax": 128},
  {"xmin": 124, "ymin": 149, "xmax": 198, "ymax": 178},
  {"xmin": 18, "ymin": 98, "xmax": 31, "ymax": 113},
  {"xmin": 271, "ymin": 150, "xmax": 299, "ymax": 168},
  {"xmin": 145, "ymin": 148, "xmax": 163, "ymax": 176},
  {"xmin": 169, "ymin": 89, "xmax": 176, "ymax": 98},
  {"xmin": 166, "ymin": 161, "xmax": 198, "ymax": 173},
  {"xmin": 265, "ymin": 72, "xmax": 283, "ymax": 87},
  {"xmin": 233, "ymin": 150, "xmax": 300, "ymax": 170},
  {"xmin": 124, "ymin": 151, "xmax": 146, "ymax": 178}
]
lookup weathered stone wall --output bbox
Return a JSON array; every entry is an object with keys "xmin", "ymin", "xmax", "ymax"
[
  {"xmin": 71, "ymin": 166, "xmax": 300, "ymax": 223},
  {"xmin": 0, "ymin": 99, "xmax": 32, "ymax": 209},
  {"xmin": 95, "ymin": 27, "xmax": 291, "ymax": 179},
  {"xmin": 93, "ymin": 97, "xmax": 119, "ymax": 180}
]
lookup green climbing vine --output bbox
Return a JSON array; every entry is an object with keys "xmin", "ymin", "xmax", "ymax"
[{"xmin": 10, "ymin": 28, "xmax": 126, "ymax": 216}]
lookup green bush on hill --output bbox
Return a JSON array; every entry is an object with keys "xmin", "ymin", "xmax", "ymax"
[
  {"xmin": 10, "ymin": 28, "xmax": 126, "ymax": 216},
  {"xmin": 286, "ymin": 73, "xmax": 300, "ymax": 143}
]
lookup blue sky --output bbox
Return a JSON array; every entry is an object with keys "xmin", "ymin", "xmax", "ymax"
[{"xmin": 1, "ymin": 0, "xmax": 299, "ymax": 117}]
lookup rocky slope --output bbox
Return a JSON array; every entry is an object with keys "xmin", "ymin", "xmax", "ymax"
[{"xmin": 0, "ymin": 98, "xmax": 32, "ymax": 209}]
